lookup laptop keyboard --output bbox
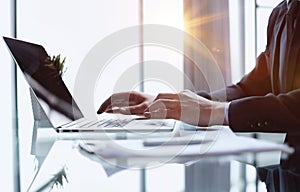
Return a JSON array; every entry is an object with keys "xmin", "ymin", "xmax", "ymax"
[
  {"xmin": 58, "ymin": 118, "xmax": 176, "ymax": 133},
  {"xmin": 81, "ymin": 119, "xmax": 133, "ymax": 128}
]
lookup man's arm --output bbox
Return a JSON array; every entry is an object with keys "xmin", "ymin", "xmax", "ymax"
[
  {"xmin": 197, "ymin": 52, "xmax": 272, "ymax": 102},
  {"xmin": 197, "ymin": 49, "xmax": 300, "ymax": 133}
]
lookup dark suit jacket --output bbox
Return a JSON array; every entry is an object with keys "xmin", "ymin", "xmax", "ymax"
[{"xmin": 199, "ymin": 1, "xmax": 300, "ymax": 136}]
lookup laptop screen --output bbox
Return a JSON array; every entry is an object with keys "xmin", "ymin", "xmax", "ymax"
[{"xmin": 3, "ymin": 37, "xmax": 84, "ymax": 127}]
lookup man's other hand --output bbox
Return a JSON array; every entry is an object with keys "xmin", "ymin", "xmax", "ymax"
[{"xmin": 97, "ymin": 91, "xmax": 154, "ymax": 115}]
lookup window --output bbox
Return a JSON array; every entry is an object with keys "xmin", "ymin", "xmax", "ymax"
[{"xmin": 244, "ymin": 0, "xmax": 282, "ymax": 73}]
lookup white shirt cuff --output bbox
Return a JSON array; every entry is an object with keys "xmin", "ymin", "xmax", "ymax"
[{"xmin": 224, "ymin": 102, "xmax": 231, "ymax": 124}]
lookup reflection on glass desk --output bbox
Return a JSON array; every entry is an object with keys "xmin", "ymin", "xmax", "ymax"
[{"xmin": 20, "ymin": 123, "xmax": 300, "ymax": 192}]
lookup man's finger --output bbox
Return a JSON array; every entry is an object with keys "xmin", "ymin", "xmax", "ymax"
[
  {"xmin": 119, "ymin": 103, "xmax": 148, "ymax": 115},
  {"xmin": 145, "ymin": 99, "xmax": 179, "ymax": 112},
  {"xmin": 97, "ymin": 98, "xmax": 127, "ymax": 114},
  {"xmin": 144, "ymin": 109, "xmax": 179, "ymax": 120},
  {"xmin": 144, "ymin": 109, "xmax": 168, "ymax": 119},
  {"xmin": 125, "ymin": 103, "xmax": 149, "ymax": 115},
  {"xmin": 97, "ymin": 93, "xmax": 135, "ymax": 114},
  {"xmin": 97, "ymin": 97, "xmax": 113, "ymax": 114},
  {"xmin": 105, "ymin": 102, "xmax": 148, "ymax": 115}
]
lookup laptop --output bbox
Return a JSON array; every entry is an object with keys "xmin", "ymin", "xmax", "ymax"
[{"xmin": 3, "ymin": 36, "xmax": 178, "ymax": 133}]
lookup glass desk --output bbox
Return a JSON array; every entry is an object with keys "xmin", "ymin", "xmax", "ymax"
[
  {"xmin": 15, "ymin": 90, "xmax": 294, "ymax": 192},
  {"xmin": 18, "ymin": 123, "xmax": 299, "ymax": 192}
]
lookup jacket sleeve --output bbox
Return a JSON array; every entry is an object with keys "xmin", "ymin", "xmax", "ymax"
[
  {"xmin": 198, "ymin": 51, "xmax": 300, "ymax": 133},
  {"xmin": 229, "ymin": 89, "xmax": 300, "ymax": 133},
  {"xmin": 197, "ymin": 51, "xmax": 272, "ymax": 102}
]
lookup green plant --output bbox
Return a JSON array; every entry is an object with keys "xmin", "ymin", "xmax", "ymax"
[
  {"xmin": 45, "ymin": 54, "xmax": 67, "ymax": 77},
  {"xmin": 50, "ymin": 54, "xmax": 67, "ymax": 76}
]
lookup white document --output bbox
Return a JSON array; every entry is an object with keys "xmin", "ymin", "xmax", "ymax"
[{"xmin": 79, "ymin": 126, "xmax": 294, "ymax": 159}]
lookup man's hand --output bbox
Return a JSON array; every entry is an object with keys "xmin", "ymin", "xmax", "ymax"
[
  {"xmin": 97, "ymin": 91, "xmax": 154, "ymax": 115},
  {"xmin": 144, "ymin": 90, "xmax": 228, "ymax": 126}
]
